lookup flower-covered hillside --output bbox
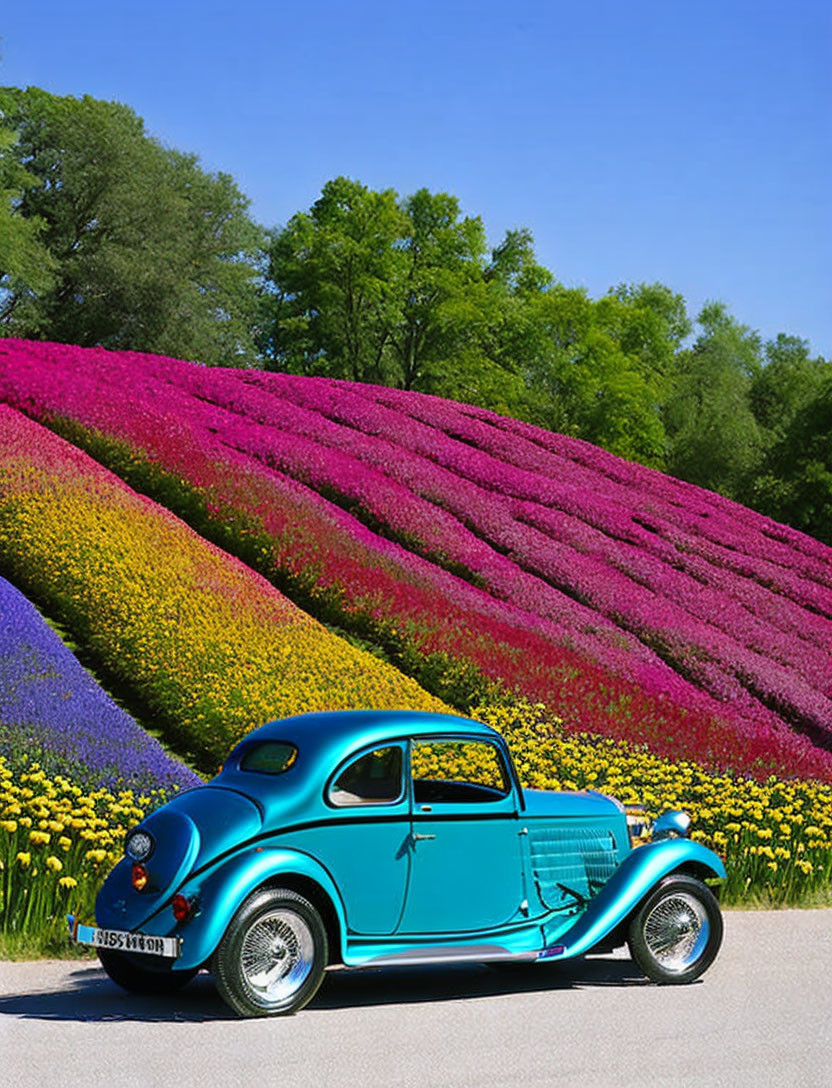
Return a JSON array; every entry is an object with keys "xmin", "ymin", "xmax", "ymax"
[
  {"xmin": 0, "ymin": 406, "xmax": 448, "ymax": 772},
  {"xmin": 0, "ymin": 576, "xmax": 199, "ymax": 794},
  {"xmin": 1, "ymin": 339, "xmax": 831, "ymax": 781}
]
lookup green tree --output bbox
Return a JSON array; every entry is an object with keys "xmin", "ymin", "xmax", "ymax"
[
  {"xmin": 391, "ymin": 188, "xmax": 489, "ymax": 391},
  {"xmin": 744, "ymin": 338, "xmax": 831, "ymax": 541},
  {"xmin": 0, "ymin": 117, "xmax": 54, "ymax": 315},
  {"xmin": 260, "ymin": 178, "xmax": 539, "ymax": 410},
  {"xmin": 749, "ymin": 333, "xmax": 826, "ymax": 436},
  {"xmin": 0, "ymin": 86, "xmax": 263, "ymax": 365},
  {"xmin": 259, "ymin": 177, "xmax": 407, "ymax": 381},
  {"xmin": 516, "ymin": 286, "xmax": 668, "ymax": 465},
  {"xmin": 752, "ymin": 368, "xmax": 832, "ymax": 544},
  {"xmin": 663, "ymin": 302, "xmax": 764, "ymax": 496},
  {"xmin": 486, "ymin": 227, "xmax": 553, "ymax": 297},
  {"xmin": 606, "ymin": 282, "xmax": 691, "ymax": 384}
]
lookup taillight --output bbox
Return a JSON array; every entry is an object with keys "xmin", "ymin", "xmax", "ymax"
[
  {"xmin": 131, "ymin": 863, "xmax": 148, "ymax": 891},
  {"xmin": 172, "ymin": 894, "xmax": 191, "ymax": 922}
]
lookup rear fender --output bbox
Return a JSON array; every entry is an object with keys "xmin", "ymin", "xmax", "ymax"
[
  {"xmin": 140, "ymin": 848, "xmax": 348, "ymax": 971},
  {"xmin": 544, "ymin": 839, "xmax": 726, "ymax": 960}
]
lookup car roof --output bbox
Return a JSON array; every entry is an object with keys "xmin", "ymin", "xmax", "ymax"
[
  {"xmin": 230, "ymin": 709, "xmax": 501, "ymax": 771},
  {"xmin": 256, "ymin": 708, "xmax": 494, "ymax": 744},
  {"xmin": 212, "ymin": 711, "xmax": 511, "ymax": 825}
]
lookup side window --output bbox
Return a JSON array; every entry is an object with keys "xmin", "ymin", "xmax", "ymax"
[
  {"xmin": 329, "ymin": 746, "xmax": 404, "ymax": 807},
  {"xmin": 411, "ymin": 740, "xmax": 511, "ymax": 803}
]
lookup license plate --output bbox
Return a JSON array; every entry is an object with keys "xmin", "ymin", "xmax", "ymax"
[{"xmin": 67, "ymin": 915, "xmax": 180, "ymax": 958}]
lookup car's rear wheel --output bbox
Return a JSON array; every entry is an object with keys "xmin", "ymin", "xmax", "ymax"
[
  {"xmin": 97, "ymin": 948, "xmax": 198, "ymax": 994},
  {"xmin": 212, "ymin": 887, "xmax": 328, "ymax": 1017},
  {"xmin": 627, "ymin": 874, "xmax": 723, "ymax": 984}
]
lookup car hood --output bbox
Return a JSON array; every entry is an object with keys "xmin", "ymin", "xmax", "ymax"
[
  {"xmin": 523, "ymin": 788, "xmax": 623, "ymax": 820},
  {"xmin": 96, "ymin": 786, "xmax": 262, "ymax": 931}
]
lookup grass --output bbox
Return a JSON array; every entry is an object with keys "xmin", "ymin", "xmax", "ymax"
[{"xmin": 0, "ymin": 929, "xmax": 96, "ymax": 961}]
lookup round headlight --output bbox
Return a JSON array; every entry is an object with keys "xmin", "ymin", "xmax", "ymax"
[
  {"xmin": 126, "ymin": 829, "xmax": 154, "ymax": 862},
  {"xmin": 625, "ymin": 804, "xmax": 650, "ymax": 845}
]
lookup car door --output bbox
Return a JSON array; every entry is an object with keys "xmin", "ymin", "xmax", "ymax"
[
  {"xmin": 397, "ymin": 736, "xmax": 525, "ymax": 935},
  {"xmin": 298, "ymin": 743, "xmax": 412, "ymax": 935}
]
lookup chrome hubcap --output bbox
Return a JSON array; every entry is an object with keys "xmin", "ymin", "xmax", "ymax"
[
  {"xmin": 643, "ymin": 892, "xmax": 709, "ymax": 973},
  {"xmin": 241, "ymin": 909, "xmax": 314, "ymax": 1003}
]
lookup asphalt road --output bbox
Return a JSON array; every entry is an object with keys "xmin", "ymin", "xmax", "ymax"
[{"xmin": 1, "ymin": 910, "xmax": 830, "ymax": 1088}]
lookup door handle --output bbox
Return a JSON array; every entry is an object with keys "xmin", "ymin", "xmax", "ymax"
[{"xmin": 412, "ymin": 833, "xmax": 436, "ymax": 841}]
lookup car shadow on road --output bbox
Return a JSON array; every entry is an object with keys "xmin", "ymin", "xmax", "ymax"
[
  {"xmin": 0, "ymin": 967, "xmax": 232, "ymax": 1023},
  {"xmin": 0, "ymin": 955, "xmax": 650, "ymax": 1023},
  {"xmin": 312, "ymin": 956, "xmax": 649, "ymax": 1011}
]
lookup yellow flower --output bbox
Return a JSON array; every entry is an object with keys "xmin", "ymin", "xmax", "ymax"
[
  {"xmin": 16, "ymin": 851, "xmax": 31, "ymax": 867},
  {"xmin": 58, "ymin": 876, "xmax": 78, "ymax": 889},
  {"xmin": 46, "ymin": 855, "xmax": 63, "ymax": 872},
  {"xmin": 29, "ymin": 830, "xmax": 50, "ymax": 846},
  {"xmin": 1, "ymin": 819, "xmax": 18, "ymax": 833},
  {"xmin": 85, "ymin": 849, "xmax": 107, "ymax": 864}
]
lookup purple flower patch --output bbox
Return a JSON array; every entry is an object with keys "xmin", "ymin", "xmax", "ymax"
[{"xmin": 0, "ymin": 576, "xmax": 201, "ymax": 793}]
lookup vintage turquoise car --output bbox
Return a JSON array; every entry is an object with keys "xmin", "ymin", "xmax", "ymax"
[{"xmin": 68, "ymin": 710, "xmax": 726, "ymax": 1016}]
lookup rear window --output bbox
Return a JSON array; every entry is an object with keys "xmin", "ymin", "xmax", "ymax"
[{"xmin": 239, "ymin": 742, "xmax": 298, "ymax": 775}]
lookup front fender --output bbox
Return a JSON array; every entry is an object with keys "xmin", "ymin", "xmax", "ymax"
[
  {"xmin": 139, "ymin": 848, "xmax": 348, "ymax": 971},
  {"xmin": 546, "ymin": 839, "xmax": 726, "ymax": 960}
]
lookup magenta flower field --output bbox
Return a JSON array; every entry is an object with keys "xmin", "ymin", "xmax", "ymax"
[{"xmin": 2, "ymin": 338, "xmax": 831, "ymax": 782}]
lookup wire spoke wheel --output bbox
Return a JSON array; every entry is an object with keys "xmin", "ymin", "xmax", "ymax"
[
  {"xmin": 628, "ymin": 874, "xmax": 723, "ymax": 984},
  {"xmin": 240, "ymin": 909, "xmax": 315, "ymax": 1003},
  {"xmin": 213, "ymin": 887, "xmax": 328, "ymax": 1017},
  {"xmin": 642, "ymin": 892, "xmax": 709, "ymax": 972}
]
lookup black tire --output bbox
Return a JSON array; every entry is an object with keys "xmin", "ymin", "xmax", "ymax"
[
  {"xmin": 97, "ymin": 948, "xmax": 198, "ymax": 994},
  {"xmin": 627, "ymin": 874, "xmax": 723, "ymax": 984},
  {"xmin": 211, "ymin": 887, "xmax": 328, "ymax": 1017}
]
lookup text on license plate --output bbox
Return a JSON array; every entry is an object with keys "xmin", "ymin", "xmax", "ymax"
[{"xmin": 91, "ymin": 928, "xmax": 179, "ymax": 957}]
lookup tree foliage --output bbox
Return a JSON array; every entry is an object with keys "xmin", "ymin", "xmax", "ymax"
[
  {"xmin": 261, "ymin": 178, "xmax": 681, "ymax": 464},
  {"xmin": 0, "ymin": 117, "xmax": 54, "ymax": 308},
  {"xmin": 663, "ymin": 302, "xmax": 764, "ymax": 497},
  {"xmin": 259, "ymin": 178, "xmax": 504, "ymax": 394},
  {"xmin": 748, "ymin": 343, "xmax": 832, "ymax": 543},
  {"xmin": 0, "ymin": 86, "xmax": 263, "ymax": 364}
]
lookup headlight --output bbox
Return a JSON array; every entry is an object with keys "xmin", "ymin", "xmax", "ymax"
[
  {"xmin": 125, "ymin": 829, "xmax": 154, "ymax": 862},
  {"xmin": 625, "ymin": 805, "xmax": 650, "ymax": 845}
]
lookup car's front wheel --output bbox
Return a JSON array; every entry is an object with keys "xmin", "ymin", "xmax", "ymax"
[
  {"xmin": 627, "ymin": 874, "xmax": 723, "ymax": 984},
  {"xmin": 212, "ymin": 887, "xmax": 328, "ymax": 1017},
  {"xmin": 97, "ymin": 949, "xmax": 198, "ymax": 994}
]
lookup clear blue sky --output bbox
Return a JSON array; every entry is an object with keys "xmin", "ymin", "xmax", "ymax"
[{"xmin": 2, "ymin": 0, "xmax": 830, "ymax": 355}]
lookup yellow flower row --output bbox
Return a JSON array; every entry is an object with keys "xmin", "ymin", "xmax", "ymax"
[{"xmin": 0, "ymin": 408, "xmax": 449, "ymax": 770}]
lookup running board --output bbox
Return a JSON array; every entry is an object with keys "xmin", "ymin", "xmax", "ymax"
[{"xmin": 359, "ymin": 945, "xmax": 539, "ymax": 968}]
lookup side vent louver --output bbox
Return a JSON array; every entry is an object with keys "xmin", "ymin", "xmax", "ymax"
[{"xmin": 529, "ymin": 825, "xmax": 618, "ymax": 910}]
